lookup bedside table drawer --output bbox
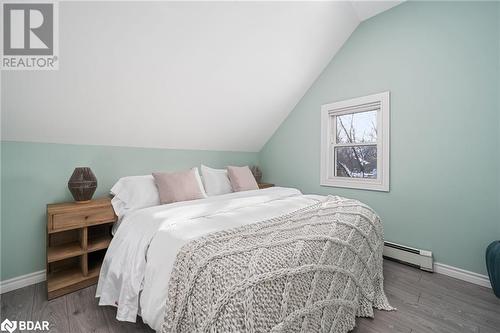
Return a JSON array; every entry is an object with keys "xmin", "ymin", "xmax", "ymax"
[{"xmin": 50, "ymin": 206, "xmax": 115, "ymax": 232}]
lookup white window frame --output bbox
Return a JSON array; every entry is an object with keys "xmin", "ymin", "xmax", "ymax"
[{"xmin": 320, "ymin": 91, "xmax": 390, "ymax": 191}]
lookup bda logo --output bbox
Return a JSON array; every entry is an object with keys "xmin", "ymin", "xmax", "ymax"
[
  {"xmin": 0, "ymin": 319, "xmax": 17, "ymax": 333},
  {"xmin": 1, "ymin": 1, "xmax": 59, "ymax": 70},
  {"xmin": 0, "ymin": 318, "xmax": 49, "ymax": 332}
]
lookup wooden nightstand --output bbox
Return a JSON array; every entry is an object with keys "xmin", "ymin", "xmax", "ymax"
[
  {"xmin": 46, "ymin": 198, "xmax": 116, "ymax": 299},
  {"xmin": 258, "ymin": 183, "xmax": 275, "ymax": 189}
]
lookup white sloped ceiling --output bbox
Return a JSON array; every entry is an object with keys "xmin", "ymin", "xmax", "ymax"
[{"xmin": 1, "ymin": 1, "xmax": 401, "ymax": 152}]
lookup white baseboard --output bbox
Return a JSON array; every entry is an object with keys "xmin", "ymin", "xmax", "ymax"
[
  {"xmin": 434, "ymin": 262, "xmax": 491, "ymax": 289},
  {"xmin": 0, "ymin": 270, "xmax": 46, "ymax": 294}
]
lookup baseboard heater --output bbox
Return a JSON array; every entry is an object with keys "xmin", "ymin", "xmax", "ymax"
[{"xmin": 383, "ymin": 241, "xmax": 433, "ymax": 272}]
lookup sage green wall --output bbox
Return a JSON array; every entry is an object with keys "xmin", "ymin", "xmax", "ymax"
[
  {"xmin": 0, "ymin": 141, "xmax": 258, "ymax": 280},
  {"xmin": 260, "ymin": 1, "xmax": 500, "ymax": 275}
]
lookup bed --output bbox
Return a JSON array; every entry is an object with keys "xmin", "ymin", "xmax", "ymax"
[{"xmin": 96, "ymin": 186, "xmax": 392, "ymax": 332}]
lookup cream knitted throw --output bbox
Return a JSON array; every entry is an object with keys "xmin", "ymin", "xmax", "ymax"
[{"xmin": 161, "ymin": 196, "xmax": 394, "ymax": 333}]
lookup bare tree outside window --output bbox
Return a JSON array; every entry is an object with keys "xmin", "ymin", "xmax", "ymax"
[{"xmin": 335, "ymin": 111, "xmax": 377, "ymax": 178}]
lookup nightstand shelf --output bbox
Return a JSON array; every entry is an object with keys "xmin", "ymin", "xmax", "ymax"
[
  {"xmin": 46, "ymin": 198, "xmax": 116, "ymax": 299},
  {"xmin": 47, "ymin": 261, "xmax": 102, "ymax": 299},
  {"xmin": 47, "ymin": 241, "xmax": 83, "ymax": 263},
  {"xmin": 88, "ymin": 234, "xmax": 112, "ymax": 253}
]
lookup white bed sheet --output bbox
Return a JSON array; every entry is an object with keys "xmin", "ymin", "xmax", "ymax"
[{"xmin": 96, "ymin": 187, "xmax": 323, "ymax": 331}]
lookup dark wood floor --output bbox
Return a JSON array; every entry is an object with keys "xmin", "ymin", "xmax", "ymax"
[{"xmin": 1, "ymin": 260, "xmax": 499, "ymax": 332}]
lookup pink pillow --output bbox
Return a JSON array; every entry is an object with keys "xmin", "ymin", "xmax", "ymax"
[
  {"xmin": 152, "ymin": 168, "xmax": 205, "ymax": 204},
  {"xmin": 227, "ymin": 166, "xmax": 259, "ymax": 192}
]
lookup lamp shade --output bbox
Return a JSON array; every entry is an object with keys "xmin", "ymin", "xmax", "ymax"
[{"xmin": 68, "ymin": 167, "xmax": 97, "ymax": 202}]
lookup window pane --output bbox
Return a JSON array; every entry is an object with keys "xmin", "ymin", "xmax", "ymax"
[
  {"xmin": 336, "ymin": 110, "xmax": 377, "ymax": 144},
  {"xmin": 335, "ymin": 146, "xmax": 377, "ymax": 178}
]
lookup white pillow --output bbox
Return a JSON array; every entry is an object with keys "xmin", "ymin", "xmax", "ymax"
[
  {"xmin": 110, "ymin": 175, "xmax": 160, "ymax": 218},
  {"xmin": 192, "ymin": 167, "xmax": 208, "ymax": 198},
  {"xmin": 200, "ymin": 164, "xmax": 233, "ymax": 196}
]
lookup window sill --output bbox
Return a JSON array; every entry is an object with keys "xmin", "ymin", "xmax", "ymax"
[{"xmin": 320, "ymin": 178, "xmax": 389, "ymax": 192}]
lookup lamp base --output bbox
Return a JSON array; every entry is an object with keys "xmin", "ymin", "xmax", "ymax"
[{"xmin": 75, "ymin": 200, "xmax": 91, "ymax": 204}]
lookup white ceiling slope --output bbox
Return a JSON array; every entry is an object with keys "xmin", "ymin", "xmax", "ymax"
[
  {"xmin": 350, "ymin": 1, "xmax": 403, "ymax": 21},
  {"xmin": 1, "ymin": 1, "xmax": 401, "ymax": 152}
]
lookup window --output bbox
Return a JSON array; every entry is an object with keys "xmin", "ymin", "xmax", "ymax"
[{"xmin": 320, "ymin": 91, "xmax": 390, "ymax": 191}]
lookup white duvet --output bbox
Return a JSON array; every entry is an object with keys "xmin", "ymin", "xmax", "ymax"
[{"xmin": 96, "ymin": 187, "xmax": 323, "ymax": 331}]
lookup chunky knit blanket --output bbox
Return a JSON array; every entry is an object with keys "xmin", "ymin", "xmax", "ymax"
[{"xmin": 161, "ymin": 196, "xmax": 393, "ymax": 333}]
